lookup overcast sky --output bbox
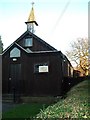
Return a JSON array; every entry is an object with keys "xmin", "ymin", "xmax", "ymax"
[{"xmin": 0, "ymin": 0, "xmax": 88, "ymax": 54}]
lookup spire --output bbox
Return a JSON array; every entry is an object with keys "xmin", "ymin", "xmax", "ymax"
[
  {"xmin": 28, "ymin": 2, "xmax": 35, "ymax": 23},
  {"xmin": 25, "ymin": 2, "xmax": 38, "ymax": 33}
]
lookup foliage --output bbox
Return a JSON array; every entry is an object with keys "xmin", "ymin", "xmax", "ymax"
[
  {"xmin": 66, "ymin": 38, "xmax": 89, "ymax": 76},
  {"xmin": 37, "ymin": 80, "xmax": 89, "ymax": 119},
  {"xmin": 0, "ymin": 36, "xmax": 3, "ymax": 54}
]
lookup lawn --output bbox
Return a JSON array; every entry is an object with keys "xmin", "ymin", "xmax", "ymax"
[
  {"xmin": 37, "ymin": 79, "xmax": 89, "ymax": 119},
  {"xmin": 2, "ymin": 103, "xmax": 49, "ymax": 119}
]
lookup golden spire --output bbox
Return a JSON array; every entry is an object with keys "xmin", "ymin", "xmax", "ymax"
[
  {"xmin": 25, "ymin": 2, "xmax": 38, "ymax": 33},
  {"xmin": 28, "ymin": 2, "xmax": 35, "ymax": 22}
]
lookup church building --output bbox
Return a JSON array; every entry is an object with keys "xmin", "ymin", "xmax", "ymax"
[{"xmin": 2, "ymin": 3, "xmax": 73, "ymax": 98}]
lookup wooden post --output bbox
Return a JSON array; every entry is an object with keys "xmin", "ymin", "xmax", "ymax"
[{"xmin": 0, "ymin": 55, "xmax": 2, "ymax": 119}]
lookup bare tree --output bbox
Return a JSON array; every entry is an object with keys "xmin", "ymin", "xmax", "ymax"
[{"xmin": 66, "ymin": 38, "xmax": 89, "ymax": 76}]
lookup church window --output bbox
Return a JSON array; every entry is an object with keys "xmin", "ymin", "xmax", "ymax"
[
  {"xmin": 25, "ymin": 38, "xmax": 33, "ymax": 47},
  {"xmin": 10, "ymin": 47, "xmax": 20, "ymax": 58}
]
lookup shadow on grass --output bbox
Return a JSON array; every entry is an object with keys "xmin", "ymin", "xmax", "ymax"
[{"xmin": 2, "ymin": 103, "xmax": 49, "ymax": 119}]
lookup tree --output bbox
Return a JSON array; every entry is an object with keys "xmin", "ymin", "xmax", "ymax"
[
  {"xmin": 0, "ymin": 36, "xmax": 3, "ymax": 54},
  {"xmin": 66, "ymin": 38, "xmax": 89, "ymax": 76}
]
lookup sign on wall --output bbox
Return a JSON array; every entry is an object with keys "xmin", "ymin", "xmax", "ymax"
[{"xmin": 39, "ymin": 66, "xmax": 49, "ymax": 73}]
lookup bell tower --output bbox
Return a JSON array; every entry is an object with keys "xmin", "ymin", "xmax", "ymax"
[{"xmin": 25, "ymin": 2, "xmax": 38, "ymax": 33}]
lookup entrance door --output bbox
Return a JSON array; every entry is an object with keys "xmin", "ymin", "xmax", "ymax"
[{"xmin": 8, "ymin": 64, "xmax": 21, "ymax": 94}]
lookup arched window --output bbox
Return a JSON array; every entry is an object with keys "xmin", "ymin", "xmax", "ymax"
[{"xmin": 10, "ymin": 47, "xmax": 20, "ymax": 58}]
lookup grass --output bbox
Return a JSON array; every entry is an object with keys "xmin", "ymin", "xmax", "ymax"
[
  {"xmin": 37, "ymin": 80, "xmax": 89, "ymax": 119},
  {"xmin": 2, "ymin": 79, "xmax": 89, "ymax": 119},
  {"xmin": 2, "ymin": 103, "xmax": 49, "ymax": 119}
]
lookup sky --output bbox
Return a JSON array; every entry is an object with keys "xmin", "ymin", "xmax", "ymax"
[{"xmin": 0, "ymin": 0, "xmax": 88, "ymax": 54}]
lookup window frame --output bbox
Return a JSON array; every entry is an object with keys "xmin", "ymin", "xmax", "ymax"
[
  {"xmin": 34, "ymin": 63, "xmax": 49, "ymax": 73},
  {"xmin": 24, "ymin": 38, "xmax": 33, "ymax": 47},
  {"xmin": 10, "ymin": 47, "xmax": 21, "ymax": 58}
]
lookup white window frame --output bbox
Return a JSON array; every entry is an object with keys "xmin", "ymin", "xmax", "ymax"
[
  {"xmin": 34, "ymin": 63, "xmax": 49, "ymax": 73},
  {"xmin": 10, "ymin": 47, "xmax": 20, "ymax": 58},
  {"xmin": 39, "ymin": 65, "xmax": 49, "ymax": 73},
  {"xmin": 25, "ymin": 38, "xmax": 33, "ymax": 47}
]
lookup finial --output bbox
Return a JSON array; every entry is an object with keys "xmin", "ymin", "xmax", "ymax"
[{"xmin": 31, "ymin": 2, "xmax": 34, "ymax": 7}]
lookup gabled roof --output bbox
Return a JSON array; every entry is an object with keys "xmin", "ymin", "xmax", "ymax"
[
  {"xmin": 15, "ymin": 30, "xmax": 57, "ymax": 51},
  {"xmin": 2, "ymin": 42, "xmax": 29, "ymax": 55},
  {"xmin": 2, "ymin": 30, "xmax": 57, "ymax": 55}
]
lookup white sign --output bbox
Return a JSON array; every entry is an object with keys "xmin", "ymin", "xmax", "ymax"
[{"xmin": 39, "ymin": 66, "xmax": 48, "ymax": 73}]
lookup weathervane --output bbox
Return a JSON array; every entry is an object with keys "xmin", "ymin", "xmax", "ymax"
[{"xmin": 31, "ymin": 1, "xmax": 34, "ymax": 6}]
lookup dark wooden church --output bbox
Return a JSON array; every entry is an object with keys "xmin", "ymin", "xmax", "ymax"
[{"xmin": 2, "ymin": 4, "xmax": 73, "ymax": 97}]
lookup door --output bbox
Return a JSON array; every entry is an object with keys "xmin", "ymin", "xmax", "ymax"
[{"xmin": 8, "ymin": 64, "xmax": 21, "ymax": 94}]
